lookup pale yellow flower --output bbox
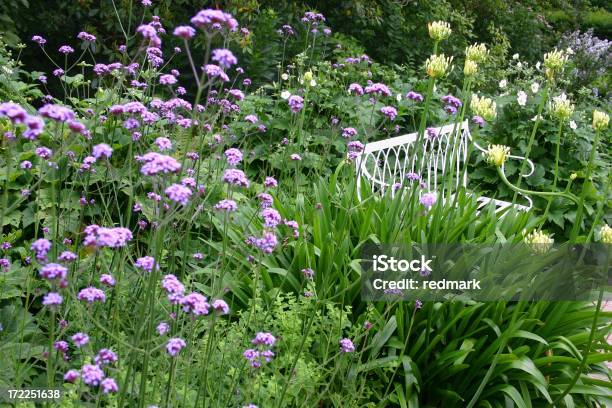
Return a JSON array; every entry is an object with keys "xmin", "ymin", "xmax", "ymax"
[
  {"xmin": 428, "ymin": 21, "xmax": 452, "ymax": 42},
  {"xmin": 425, "ymin": 54, "xmax": 453, "ymax": 78},
  {"xmin": 464, "ymin": 60, "xmax": 478, "ymax": 76},
  {"xmin": 484, "ymin": 144, "xmax": 510, "ymax": 167},
  {"xmin": 471, "ymin": 94, "xmax": 497, "ymax": 121},
  {"xmin": 524, "ymin": 230, "xmax": 554, "ymax": 254},
  {"xmin": 592, "ymin": 110, "xmax": 609, "ymax": 131},
  {"xmin": 465, "ymin": 43, "xmax": 488, "ymax": 63},
  {"xmin": 551, "ymin": 93, "xmax": 574, "ymax": 122},
  {"xmin": 600, "ymin": 224, "xmax": 612, "ymax": 244}
]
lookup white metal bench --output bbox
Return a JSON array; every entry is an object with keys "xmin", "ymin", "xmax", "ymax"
[{"xmin": 354, "ymin": 120, "xmax": 534, "ymax": 214}]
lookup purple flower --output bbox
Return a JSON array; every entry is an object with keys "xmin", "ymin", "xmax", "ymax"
[
  {"xmin": 100, "ymin": 274, "xmax": 116, "ymax": 286},
  {"xmin": 426, "ymin": 128, "xmax": 439, "ymax": 139},
  {"xmin": 71, "ymin": 332, "xmax": 90, "ymax": 348},
  {"xmin": 157, "ymin": 322, "xmax": 170, "ymax": 335},
  {"xmin": 81, "ymin": 364, "xmax": 105, "ymax": 386},
  {"xmin": 472, "ymin": 115, "xmax": 485, "ymax": 127},
  {"xmin": 161, "ymin": 274, "xmax": 185, "ymax": 303},
  {"xmin": 364, "ymin": 83, "xmax": 392, "ymax": 97},
  {"xmin": 77, "ymin": 32, "xmax": 96, "ymax": 42},
  {"xmin": 166, "ymin": 338, "xmax": 186, "ymax": 356},
  {"xmin": 159, "ymin": 74, "xmax": 177, "ymax": 85},
  {"xmin": 264, "ymin": 177, "xmax": 277, "ymax": 188},
  {"xmin": 214, "ymin": 199, "xmax": 237, "ymax": 212},
  {"xmin": 290, "ymin": 154, "xmax": 302, "ymax": 161},
  {"xmin": 35, "ymin": 147, "xmax": 53, "ymax": 159},
  {"xmin": 406, "ymin": 172, "xmax": 421, "ymax": 181},
  {"xmin": 83, "ymin": 226, "xmax": 132, "ymax": 248},
  {"xmin": 154, "ymin": 137, "xmax": 172, "ymax": 151},
  {"xmin": 339, "ymin": 338, "xmax": 355, "ymax": 353},
  {"xmin": 380, "ymin": 106, "xmax": 398, "ymax": 120},
  {"xmin": 100, "ymin": 378, "xmax": 118, "ymax": 394},
  {"xmin": 444, "ymin": 105, "xmax": 457, "ymax": 115},
  {"xmin": 58, "ymin": 45, "xmax": 74, "ymax": 54},
  {"xmin": 257, "ymin": 193, "xmax": 274, "ymax": 208},
  {"xmin": 40, "ymin": 263, "xmax": 68, "ymax": 281},
  {"xmin": 64, "ymin": 369, "xmax": 80, "ymax": 383},
  {"xmin": 31, "ymin": 238, "xmax": 52, "ymax": 260},
  {"xmin": 342, "ymin": 127, "xmax": 357, "ymax": 138},
  {"xmin": 54, "ymin": 341, "xmax": 68, "ymax": 352},
  {"xmin": 442, "ymin": 94, "xmax": 462, "ymax": 108},
  {"xmin": 415, "ymin": 299, "xmax": 423, "ymax": 309},
  {"xmin": 212, "ymin": 48, "xmax": 238, "ymax": 69},
  {"xmin": 0, "ymin": 258, "xmax": 9, "ymax": 271},
  {"xmin": 203, "ymin": 64, "xmax": 229, "ymax": 82},
  {"xmin": 39, "ymin": 104, "xmax": 75, "ymax": 122},
  {"xmin": 245, "ymin": 114, "xmax": 258, "ymax": 123},
  {"xmin": 95, "ymin": 349, "xmax": 118, "ymax": 365},
  {"xmin": 287, "ymin": 95, "xmax": 304, "ymax": 113},
  {"xmin": 77, "ymin": 287, "xmax": 106, "ymax": 303},
  {"xmin": 261, "ymin": 208, "xmax": 281, "ymax": 228},
  {"xmin": 252, "ymin": 332, "xmax": 276, "ymax": 346},
  {"xmin": 224, "ymin": 148, "xmax": 243, "ymax": 166},
  {"xmin": 180, "ymin": 292, "xmax": 210, "ymax": 315},
  {"xmin": 173, "ymin": 25, "xmax": 196, "ymax": 39},
  {"xmin": 302, "ymin": 268, "xmax": 315, "ymax": 279},
  {"xmin": 211, "ymin": 299, "xmax": 230, "ymax": 314},
  {"xmin": 32, "ymin": 35, "xmax": 47, "ymax": 45},
  {"xmin": 190, "ymin": 9, "xmax": 238, "ymax": 32},
  {"xmin": 42, "ymin": 292, "xmax": 63, "ymax": 307},
  {"xmin": 137, "ymin": 152, "xmax": 181, "ymax": 175},
  {"xmin": 406, "ymin": 91, "xmax": 424, "ymax": 102},
  {"xmin": 165, "ymin": 183, "xmax": 192, "ymax": 206},
  {"xmin": 92, "ymin": 143, "xmax": 112, "ymax": 159},
  {"xmin": 251, "ymin": 232, "xmax": 278, "ymax": 253},
  {"xmin": 419, "ymin": 192, "xmax": 437, "ymax": 209},
  {"xmin": 223, "ymin": 169, "xmax": 249, "ymax": 187},
  {"xmin": 135, "ymin": 256, "xmax": 158, "ymax": 272}
]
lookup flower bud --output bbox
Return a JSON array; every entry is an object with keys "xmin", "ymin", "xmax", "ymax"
[
  {"xmin": 543, "ymin": 49, "xmax": 567, "ymax": 80},
  {"xmin": 425, "ymin": 54, "xmax": 453, "ymax": 78},
  {"xmin": 600, "ymin": 224, "xmax": 612, "ymax": 244},
  {"xmin": 592, "ymin": 110, "xmax": 609, "ymax": 131},
  {"xmin": 465, "ymin": 43, "xmax": 488, "ymax": 63},
  {"xmin": 484, "ymin": 144, "xmax": 510, "ymax": 167},
  {"xmin": 550, "ymin": 93, "xmax": 574, "ymax": 122},
  {"xmin": 524, "ymin": 230, "xmax": 554, "ymax": 254},
  {"xmin": 303, "ymin": 71, "xmax": 313, "ymax": 81},
  {"xmin": 471, "ymin": 94, "xmax": 497, "ymax": 121},
  {"xmin": 428, "ymin": 21, "xmax": 452, "ymax": 42},
  {"xmin": 464, "ymin": 60, "xmax": 478, "ymax": 76}
]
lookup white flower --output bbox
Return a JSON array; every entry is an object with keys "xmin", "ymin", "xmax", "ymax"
[
  {"xmin": 512, "ymin": 53, "xmax": 519, "ymax": 60},
  {"xmin": 281, "ymin": 73, "xmax": 289, "ymax": 81},
  {"xmin": 517, "ymin": 91, "xmax": 527, "ymax": 107},
  {"xmin": 499, "ymin": 79, "xmax": 507, "ymax": 89},
  {"xmin": 280, "ymin": 91, "xmax": 291, "ymax": 100},
  {"xmin": 396, "ymin": 93, "xmax": 402, "ymax": 102},
  {"xmin": 566, "ymin": 47, "xmax": 574, "ymax": 55},
  {"xmin": 531, "ymin": 114, "xmax": 543, "ymax": 121},
  {"xmin": 309, "ymin": 79, "xmax": 317, "ymax": 87},
  {"xmin": 569, "ymin": 120, "xmax": 577, "ymax": 130},
  {"xmin": 517, "ymin": 62, "xmax": 523, "ymax": 68},
  {"xmin": 535, "ymin": 61, "xmax": 541, "ymax": 70},
  {"xmin": 531, "ymin": 82, "xmax": 539, "ymax": 94}
]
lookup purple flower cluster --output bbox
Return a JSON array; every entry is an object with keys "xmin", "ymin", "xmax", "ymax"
[
  {"xmin": 339, "ymin": 338, "xmax": 355, "ymax": 353},
  {"xmin": 0, "ymin": 102, "xmax": 45, "ymax": 140},
  {"xmin": 223, "ymin": 169, "xmax": 249, "ymax": 187},
  {"xmin": 135, "ymin": 256, "xmax": 158, "ymax": 272},
  {"xmin": 365, "ymin": 83, "xmax": 392, "ymax": 97},
  {"xmin": 161, "ymin": 274, "xmax": 185, "ymax": 304},
  {"xmin": 342, "ymin": 127, "xmax": 357, "ymax": 138},
  {"xmin": 287, "ymin": 95, "xmax": 304, "ymax": 113},
  {"xmin": 211, "ymin": 48, "xmax": 238, "ymax": 69},
  {"xmin": 406, "ymin": 91, "xmax": 424, "ymax": 102},
  {"xmin": 137, "ymin": 152, "xmax": 181, "ymax": 175},
  {"xmin": 214, "ymin": 199, "xmax": 238, "ymax": 212},
  {"xmin": 77, "ymin": 287, "xmax": 106, "ymax": 304},
  {"xmin": 244, "ymin": 332, "xmax": 276, "ymax": 368},
  {"xmin": 190, "ymin": 9, "xmax": 238, "ymax": 32},
  {"xmin": 380, "ymin": 106, "xmax": 398, "ymax": 120},
  {"xmin": 261, "ymin": 208, "xmax": 282, "ymax": 228},
  {"xmin": 224, "ymin": 148, "xmax": 243, "ymax": 166},
  {"xmin": 166, "ymin": 337, "xmax": 186, "ymax": 356},
  {"xmin": 180, "ymin": 292, "xmax": 210, "ymax": 315},
  {"xmin": 39, "ymin": 263, "xmax": 68, "ymax": 281},
  {"xmin": 165, "ymin": 183, "xmax": 193, "ymax": 205},
  {"xmin": 348, "ymin": 83, "xmax": 364, "ymax": 95},
  {"xmin": 83, "ymin": 225, "xmax": 133, "ymax": 248},
  {"xmin": 31, "ymin": 238, "xmax": 52, "ymax": 260}
]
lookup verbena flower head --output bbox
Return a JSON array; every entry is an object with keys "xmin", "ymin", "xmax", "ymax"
[
  {"xmin": 212, "ymin": 299, "xmax": 230, "ymax": 314},
  {"xmin": 212, "ymin": 48, "xmax": 238, "ymax": 69},
  {"xmin": 100, "ymin": 274, "xmax": 116, "ymax": 286},
  {"xmin": 95, "ymin": 348, "xmax": 118, "ymax": 365},
  {"xmin": 100, "ymin": 378, "xmax": 119, "ymax": 394},
  {"xmin": 592, "ymin": 110, "xmax": 609, "ymax": 131},
  {"xmin": 524, "ymin": 230, "xmax": 554, "ymax": 254},
  {"xmin": 261, "ymin": 208, "xmax": 282, "ymax": 228},
  {"xmin": 159, "ymin": 74, "xmax": 177, "ymax": 85},
  {"xmin": 420, "ymin": 192, "xmax": 437, "ymax": 209},
  {"xmin": 58, "ymin": 45, "xmax": 75, "ymax": 54},
  {"xmin": 223, "ymin": 169, "xmax": 249, "ymax": 187},
  {"xmin": 180, "ymin": 292, "xmax": 210, "ymax": 315},
  {"xmin": 81, "ymin": 364, "xmax": 105, "ymax": 386},
  {"xmin": 380, "ymin": 106, "xmax": 398, "ymax": 120},
  {"xmin": 77, "ymin": 287, "xmax": 106, "ymax": 303},
  {"xmin": 214, "ymin": 199, "xmax": 237, "ymax": 212},
  {"xmin": 161, "ymin": 274, "xmax": 185, "ymax": 303},
  {"xmin": 92, "ymin": 143, "xmax": 113, "ymax": 159},
  {"xmin": 364, "ymin": 83, "xmax": 392, "ymax": 97},
  {"xmin": 543, "ymin": 49, "xmax": 568, "ymax": 79},
  {"xmin": 135, "ymin": 256, "xmax": 158, "ymax": 272},
  {"xmin": 348, "ymin": 83, "xmax": 364, "ymax": 95},
  {"xmin": 287, "ymin": 95, "xmax": 304, "ymax": 113},
  {"xmin": 71, "ymin": 332, "xmax": 90, "ymax": 348},
  {"xmin": 465, "ymin": 43, "xmax": 488, "ymax": 63},
  {"xmin": 39, "ymin": 104, "xmax": 75, "ymax": 122},
  {"xmin": 406, "ymin": 91, "xmax": 424, "ymax": 102},
  {"xmin": 77, "ymin": 32, "xmax": 96, "ymax": 42},
  {"xmin": 166, "ymin": 337, "xmax": 187, "ymax": 356},
  {"xmin": 173, "ymin": 25, "xmax": 196, "ymax": 39},
  {"xmin": 428, "ymin": 21, "xmax": 451, "ymax": 42},
  {"xmin": 425, "ymin": 54, "xmax": 453, "ymax": 78},
  {"xmin": 339, "ymin": 338, "xmax": 355, "ymax": 353},
  {"xmin": 342, "ymin": 127, "xmax": 357, "ymax": 138},
  {"xmin": 470, "ymin": 94, "xmax": 497, "ymax": 121},
  {"xmin": 252, "ymin": 332, "xmax": 276, "ymax": 346},
  {"xmin": 191, "ymin": 9, "xmax": 238, "ymax": 32},
  {"xmin": 264, "ymin": 177, "xmax": 278, "ymax": 188},
  {"xmin": 40, "ymin": 263, "xmax": 68, "ymax": 281},
  {"xmin": 64, "ymin": 369, "xmax": 80, "ymax": 383},
  {"xmin": 165, "ymin": 183, "xmax": 192, "ymax": 206},
  {"xmin": 31, "ymin": 238, "xmax": 52, "ymax": 260},
  {"xmin": 83, "ymin": 226, "xmax": 132, "ymax": 248},
  {"xmin": 203, "ymin": 64, "xmax": 229, "ymax": 82},
  {"xmin": 42, "ymin": 292, "xmax": 63, "ymax": 307},
  {"xmin": 137, "ymin": 152, "xmax": 181, "ymax": 175},
  {"xmin": 157, "ymin": 322, "xmax": 170, "ymax": 335},
  {"xmin": 484, "ymin": 144, "xmax": 510, "ymax": 167},
  {"xmin": 32, "ymin": 35, "xmax": 47, "ymax": 45},
  {"xmin": 224, "ymin": 148, "xmax": 243, "ymax": 166}
]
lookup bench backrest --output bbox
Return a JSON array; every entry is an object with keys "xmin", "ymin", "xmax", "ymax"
[{"xmin": 355, "ymin": 121, "xmax": 471, "ymax": 198}]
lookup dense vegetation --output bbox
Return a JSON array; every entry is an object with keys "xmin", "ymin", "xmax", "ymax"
[{"xmin": 0, "ymin": 1, "xmax": 610, "ymax": 407}]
